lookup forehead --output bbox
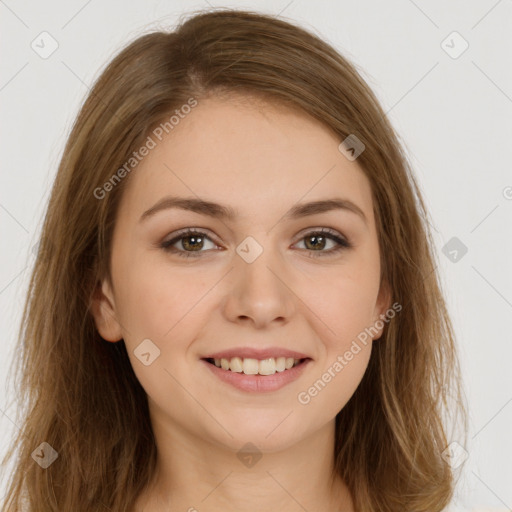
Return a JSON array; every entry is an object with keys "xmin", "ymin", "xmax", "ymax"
[{"xmin": 119, "ymin": 95, "xmax": 375, "ymax": 226}]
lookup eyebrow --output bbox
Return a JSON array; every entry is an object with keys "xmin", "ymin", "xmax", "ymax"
[{"xmin": 139, "ymin": 196, "xmax": 368, "ymax": 225}]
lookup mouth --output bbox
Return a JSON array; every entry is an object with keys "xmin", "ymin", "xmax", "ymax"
[
  {"xmin": 202, "ymin": 356, "xmax": 310, "ymax": 376},
  {"xmin": 201, "ymin": 355, "xmax": 313, "ymax": 393}
]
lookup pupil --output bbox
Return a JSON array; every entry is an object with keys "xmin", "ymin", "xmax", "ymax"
[
  {"xmin": 183, "ymin": 235, "xmax": 203, "ymax": 251},
  {"xmin": 306, "ymin": 235, "xmax": 325, "ymax": 250}
]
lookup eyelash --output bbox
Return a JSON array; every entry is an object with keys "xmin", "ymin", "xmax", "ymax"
[{"xmin": 160, "ymin": 227, "xmax": 352, "ymax": 259}]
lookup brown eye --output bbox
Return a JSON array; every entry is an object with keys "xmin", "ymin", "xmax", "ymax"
[
  {"xmin": 294, "ymin": 228, "xmax": 352, "ymax": 257},
  {"xmin": 161, "ymin": 229, "xmax": 218, "ymax": 258},
  {"xmin": 303, "ymin": 234, "xmax": 328, "ymax": 250},
  {"xmin": 179, "ymin": 234, "xmax": 206, "ymax": 251}
]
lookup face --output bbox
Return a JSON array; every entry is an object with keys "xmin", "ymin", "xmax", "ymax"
[{"xmin": 91, "ymin": 94, "xmax": 390, "ymax": 453}]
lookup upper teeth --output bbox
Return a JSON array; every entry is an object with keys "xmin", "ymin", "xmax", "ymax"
[{"xmin": 214, "ymin": 357, "xmax": 301, "ymax": 375}]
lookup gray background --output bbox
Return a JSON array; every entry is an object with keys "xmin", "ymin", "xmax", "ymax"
[{"xmin": 1, "ymin": 0, "xmax": 511, "ymax": 509}]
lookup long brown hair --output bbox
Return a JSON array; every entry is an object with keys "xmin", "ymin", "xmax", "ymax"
[{"xmin": 1, "ymin": 8, "xmax": 467, "ymax": 511}]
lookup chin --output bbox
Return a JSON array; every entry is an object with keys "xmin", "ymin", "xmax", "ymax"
[{"xmin": 206, "ymin": 415, "xmax": 308, "ymax": 454}]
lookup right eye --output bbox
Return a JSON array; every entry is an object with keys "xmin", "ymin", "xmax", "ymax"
[{"xmin": 160, "ymin": 228, "xmax": 220, "ymax": 258}]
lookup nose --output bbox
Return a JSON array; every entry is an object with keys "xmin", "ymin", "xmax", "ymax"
[{"xmin": 222, "ymin": 243, "xmax": 296, "ymax": 329}]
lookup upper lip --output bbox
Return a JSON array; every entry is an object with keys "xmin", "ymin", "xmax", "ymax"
[{"xmin": 202, "ymin": 347, "xmax": 312, "ymax": 360}]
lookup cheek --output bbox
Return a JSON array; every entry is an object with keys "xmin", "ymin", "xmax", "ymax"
[
  {"xmin": 116, "ymin": 256, "xmax": 210, "ymax": 341},
  {"xmin": 115, "ymin": 261, "xmax": 209, "ymax": 395},
  {"xmin": 296, "ymin": 343, "xmax": 371, "ymax": 424},
  {"xmin": 293, "ymin": 258, "xmax": 379, "ymax": 412},
  {"xmin": 301, "ymin": 264, "xmax": 380, "ymax": 346},
  {"xmin": 295, "ymin": 268, "xmax": 378, "ymax": 416}
]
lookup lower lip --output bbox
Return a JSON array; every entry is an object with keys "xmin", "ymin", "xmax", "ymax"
[{"xmin": 201, "ymin": 358, "xmax": 312, "ymax": 393}]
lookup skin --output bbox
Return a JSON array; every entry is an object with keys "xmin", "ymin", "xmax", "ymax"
[{"xmin": 91, "ymin": 94, "xmax": 391, "ymax": 512}]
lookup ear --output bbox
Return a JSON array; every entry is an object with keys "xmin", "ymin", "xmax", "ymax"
[
  {"xmin": 90, "ymin": 278, "xmax": 123, "ymax": 342},
  {"xmin": 371, "ymin": 278, "xmax": 392, "ymax": 341}
]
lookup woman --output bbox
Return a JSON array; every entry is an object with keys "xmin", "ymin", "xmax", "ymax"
[{"xmin": 1, "ymin": 9, "xmax": 467, "ymax": 511}]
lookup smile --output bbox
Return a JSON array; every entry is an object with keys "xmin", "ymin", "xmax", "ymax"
[
  {"xmin": 205, "ymin": 356, "xmax": 304, "ymax": 375},
  {"xmin": 202, "ymin": 357, "xmax": 312, "ymax": 393}
]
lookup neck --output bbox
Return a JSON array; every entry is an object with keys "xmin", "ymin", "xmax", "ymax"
[{"xmin": 133, "ymin": 416, "xmax": 353, "ymax": 512}]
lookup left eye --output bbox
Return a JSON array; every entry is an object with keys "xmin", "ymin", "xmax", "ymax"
[
  {"xmin": 295, "ymin": 232, "xmax": 345, "ymax": 252},
  {"xmin": 160, "ymin": 228, "xmax": 351, "ymax": 258}
]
